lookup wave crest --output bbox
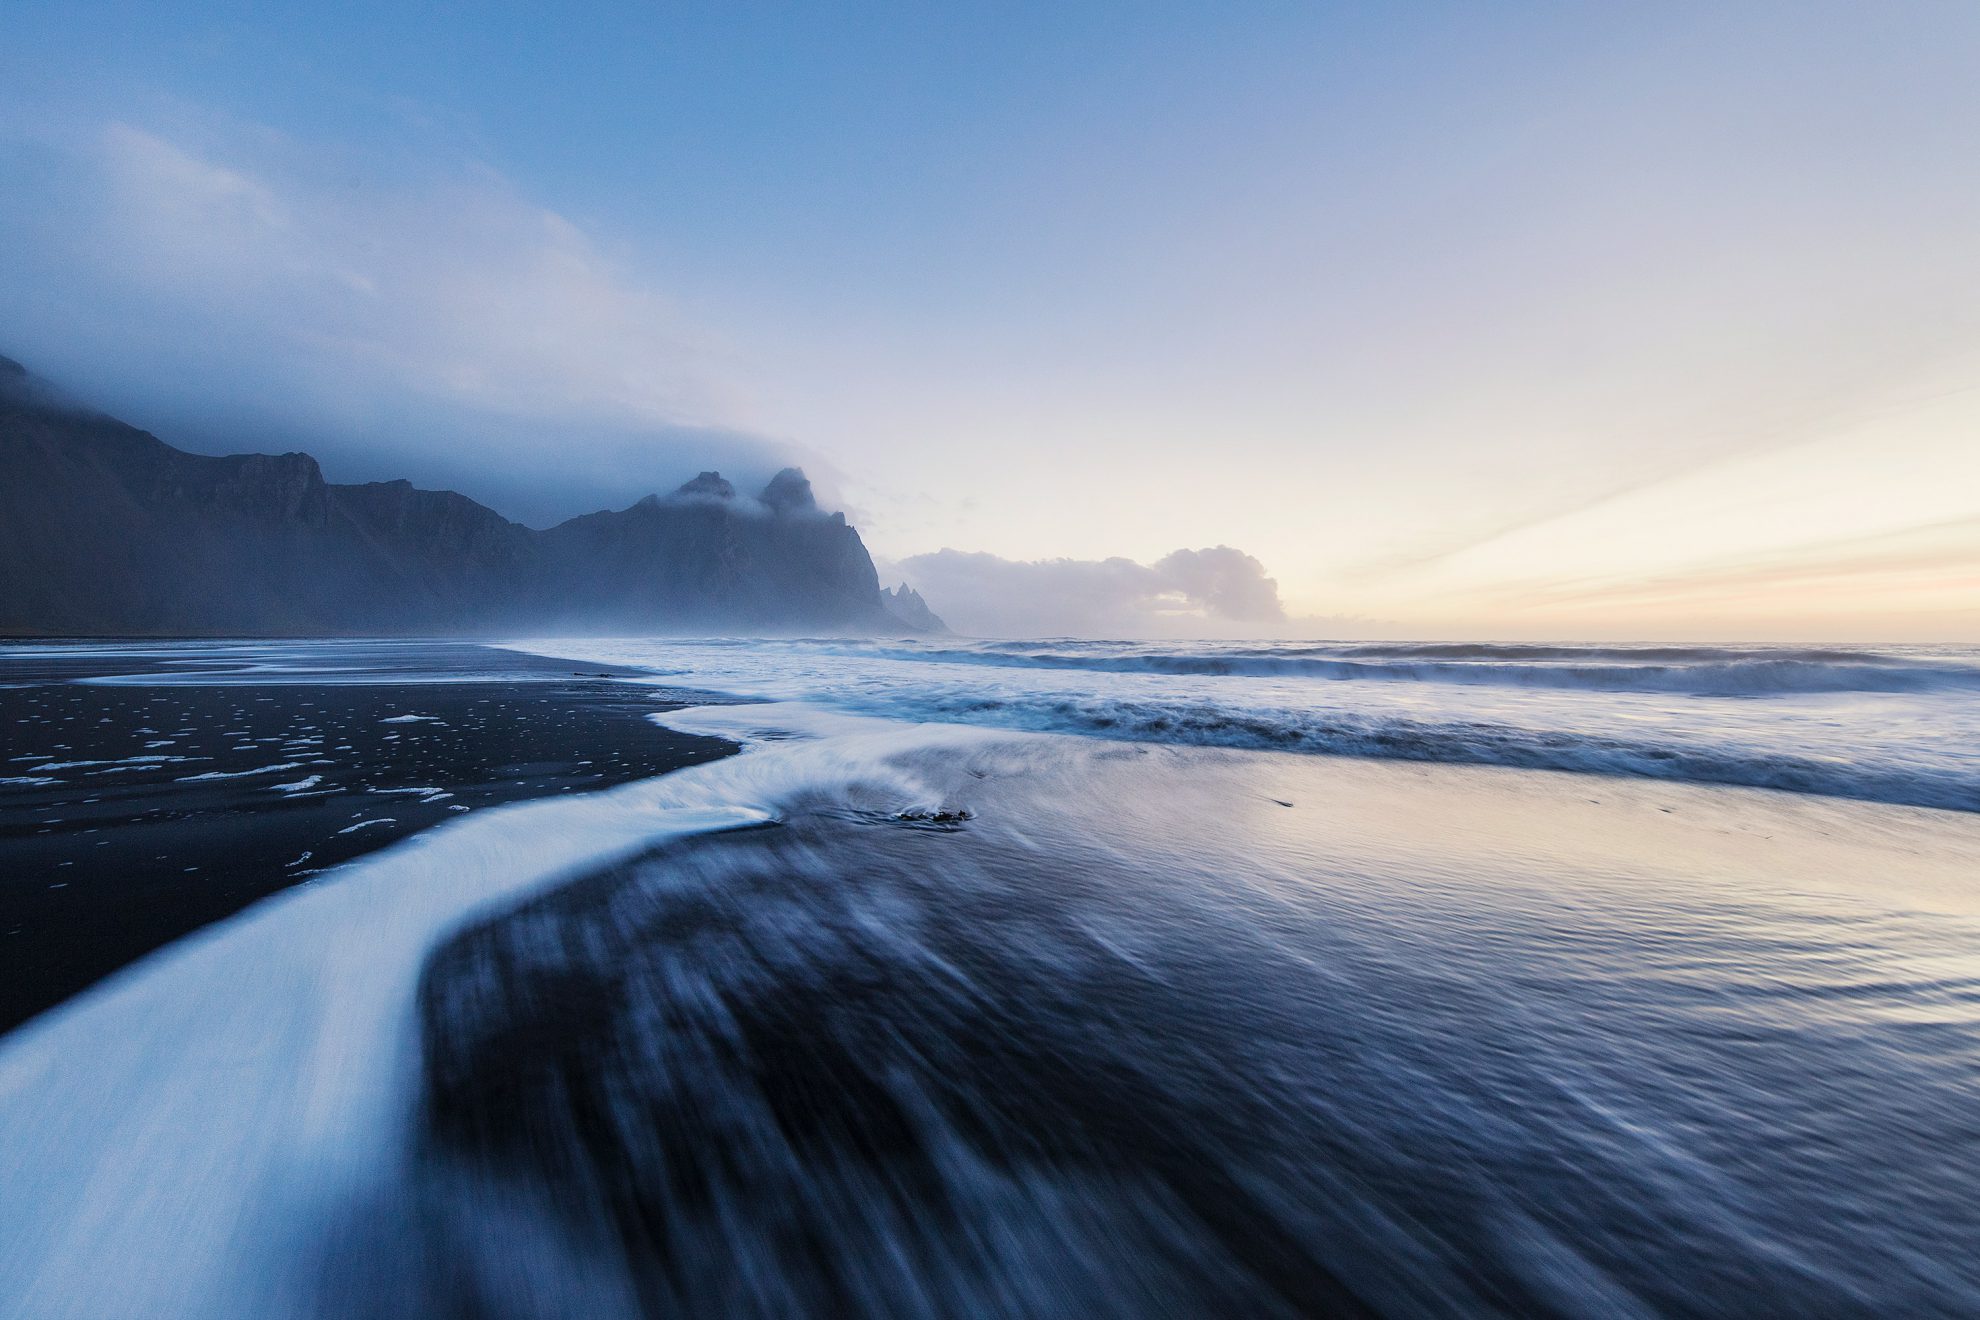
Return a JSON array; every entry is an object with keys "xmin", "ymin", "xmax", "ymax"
[
  {"xmin": 839, "ymin": 642, "xmax": 1980, "ymax": 696},
  {"xmin": 868, "ymin": 691, "xmax": 1979, "ymax": 812}
]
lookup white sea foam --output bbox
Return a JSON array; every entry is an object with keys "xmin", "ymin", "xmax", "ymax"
[
  {"xmin": 31, "ymin": 754, "xmax": 203, "ymax": 772},
  {"xmin": 176, "ymin": 763, "xmax": 307, "ymax": 782},
  {"xmin": 501, "ymin": 638, "xmax": 1980, "ymax": 813},
  {"xmin": 0, "ymin": 702, "xmax": 997, "ymax": 1318},
  {"xmin": 8, "ymin": 639, "xmax": 1980, "ymax": 1314},
  {"xmin": 795, "ymin": 639, "xmax": 1980, "ymax": 694}
]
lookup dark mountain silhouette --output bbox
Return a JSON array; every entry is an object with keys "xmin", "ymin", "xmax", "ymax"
[
  {"xmin": 0, "ymin": 355, "xmax": 942, "ymax": 636},
  {"xmin": 879, "ymin": 583, "xmax": 945, "ymax": 632}
]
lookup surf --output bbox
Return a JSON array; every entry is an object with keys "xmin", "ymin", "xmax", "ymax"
[
  {"xmin": 504, "ymin": 638, "xmax": 1980, "ymax": 814},
  {"xmin": 8, "ymin": 696, "xmax": 1980, "ymax": 1315}
]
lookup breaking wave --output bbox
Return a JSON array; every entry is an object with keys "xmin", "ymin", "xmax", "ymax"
[
  {"xmin": 504, "ymin": 638, "xmax": 1980, "ymax": 815},
  {"xmin": 832, "ymin": 640, "xmax": 1980, "ymax": 696},
  {"xmin": 875, "ymin": 690, "xmax": 1980, "ymax": 812}
]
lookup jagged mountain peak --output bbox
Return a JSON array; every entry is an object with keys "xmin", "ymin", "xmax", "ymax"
[
  {"xmin": 760, "ymin": 467, "xmax": 817, "ymax": 515},
  {"xmin": 0, "ymin": 352, "xmax": 925, "ymax": 636},
  {"xmin": 880, "ymin": 582, "xmax": 948, "ymax": 633},
  {"xmin": 672, "ymin": 471, "xmax": 737, "ymax": 502}
]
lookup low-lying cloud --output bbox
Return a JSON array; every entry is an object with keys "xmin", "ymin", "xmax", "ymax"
[
  {"xmin": 894, "ymin": 546, "xmax": 1290, "ymax": 638},
  {"xmin": 0, "ymin": 116, "xmax": 802, "ymax": 525}
]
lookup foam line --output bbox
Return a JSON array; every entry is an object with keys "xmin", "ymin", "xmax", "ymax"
[
  {"xmin": 502, "ymin": 640, "xmax": 1980, "ymax": 813},
  {"xmin": 0, "ymin": 703, "xmax": 998, "ymax": 1318}
]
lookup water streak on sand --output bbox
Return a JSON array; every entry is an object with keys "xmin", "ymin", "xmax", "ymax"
[
  {"xmin": 5, "ymin": 641, "xmax": 1980, "ymax": 1315},
  {"xmin": 5, "ymin": 694, "xmax": 1979, "ymax": 1314}
]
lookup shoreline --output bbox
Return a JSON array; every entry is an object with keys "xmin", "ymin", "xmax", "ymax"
[
  {"xmin": 0, "ymin": 640, "xmax": 739, "ymax": 1032},
  {"xmin": 5, "ymin": 701, "xmax": 1977, "ymax": 1313}
]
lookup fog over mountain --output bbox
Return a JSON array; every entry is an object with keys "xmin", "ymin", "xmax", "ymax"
[
  {"xmin": 0, "ymin": 355, "xmax": 934, "ymax": 637},
  {"xmin": 0, "ymin": 121, "xmax": 810, "ymax": 529},
  {"xmin": 6, "ymin": 2, "xmax": 1980, "ymax": 640}
]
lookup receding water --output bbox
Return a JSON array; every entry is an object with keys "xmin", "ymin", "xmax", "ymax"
[{"xmin": 3, "ymin": 642, "xmax": 1977, "ymax": 1317}]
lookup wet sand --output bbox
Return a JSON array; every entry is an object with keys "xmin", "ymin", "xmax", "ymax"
[
  {"xmin": 8, "ymin": 697, "xmax": 1979, "ymax": 1316},
  {"xmin": 0, "ymin": 641, "xmax": 735, "ymax": 1032}
]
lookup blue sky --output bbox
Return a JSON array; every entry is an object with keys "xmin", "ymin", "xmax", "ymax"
[{"xmin": 4, "ymin": 2, "xmax": 1978, "ymax": 637}]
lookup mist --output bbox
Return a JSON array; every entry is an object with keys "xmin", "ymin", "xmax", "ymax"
[
  {"xmin": 0, "ymin": 117, "xmax": 805, "ymax": 527},
  {"xmin": 4, "ymin": 2, "xmax": 1976, "ymax": 637},
  {"xmin": 893, "ymin": 546, "xmax": 1298, "ymax": 639}
]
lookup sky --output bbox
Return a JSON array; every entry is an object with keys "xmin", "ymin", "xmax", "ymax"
[{"xmin": 2, "ymin": 1, "xmax": 1977, "ymax": 639}]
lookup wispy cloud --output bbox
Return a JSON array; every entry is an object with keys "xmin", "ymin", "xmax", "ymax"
[
  {"xmin": 1476, "ymin": 517, "xmax": 1980, "ymax": 616},
  {"xmin": 0, "ymin": 114, "xmax": 800, "ymax": 524},
  {"xmin": 1344, "ymin": 378, "xmax": 1980, "ymax": 589}
]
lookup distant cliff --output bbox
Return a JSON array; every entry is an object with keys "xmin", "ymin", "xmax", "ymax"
[
  {"xmin": 0, "ymin": 355, "xmax": 932, "ymax": 637},
  {"xmin": 879, "ymin": 583, "xmax": 946, "ymax": 632}
]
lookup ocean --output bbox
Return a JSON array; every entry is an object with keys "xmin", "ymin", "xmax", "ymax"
[
  {"xmin": 2, "ymin": 636, "xmax": 1977, "ymax": 1316},
  {"xmin": 509, "ymin": 636, "xmax": 1980, "ymax": 812}
]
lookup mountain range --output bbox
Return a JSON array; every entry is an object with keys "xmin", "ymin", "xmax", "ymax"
[{"xmin": 0, "ymin": 355, "xmax": 944, "ymax": 637}]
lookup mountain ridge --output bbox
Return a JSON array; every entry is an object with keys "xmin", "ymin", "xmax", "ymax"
[{"xmin": 0, "ymin": 355, "xmax": 945, "ymax": 637}]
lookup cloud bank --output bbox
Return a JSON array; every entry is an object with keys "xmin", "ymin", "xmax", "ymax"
[
  {"xmin": 895, "ymin": 545, "xmax": 1292, "ymax": 638},
  {"xmin": 0, "ymin": 116, "xmax": 801, "ymax": 526}
]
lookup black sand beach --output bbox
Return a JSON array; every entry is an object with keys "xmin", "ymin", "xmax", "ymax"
[
  {"xmin": 0, "ymin": 641, "xmax": 734, "ymax": 1032},
  {"xmin": 6, "ymin": 649, "xmax": 1980, "ymax": 1314}
]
